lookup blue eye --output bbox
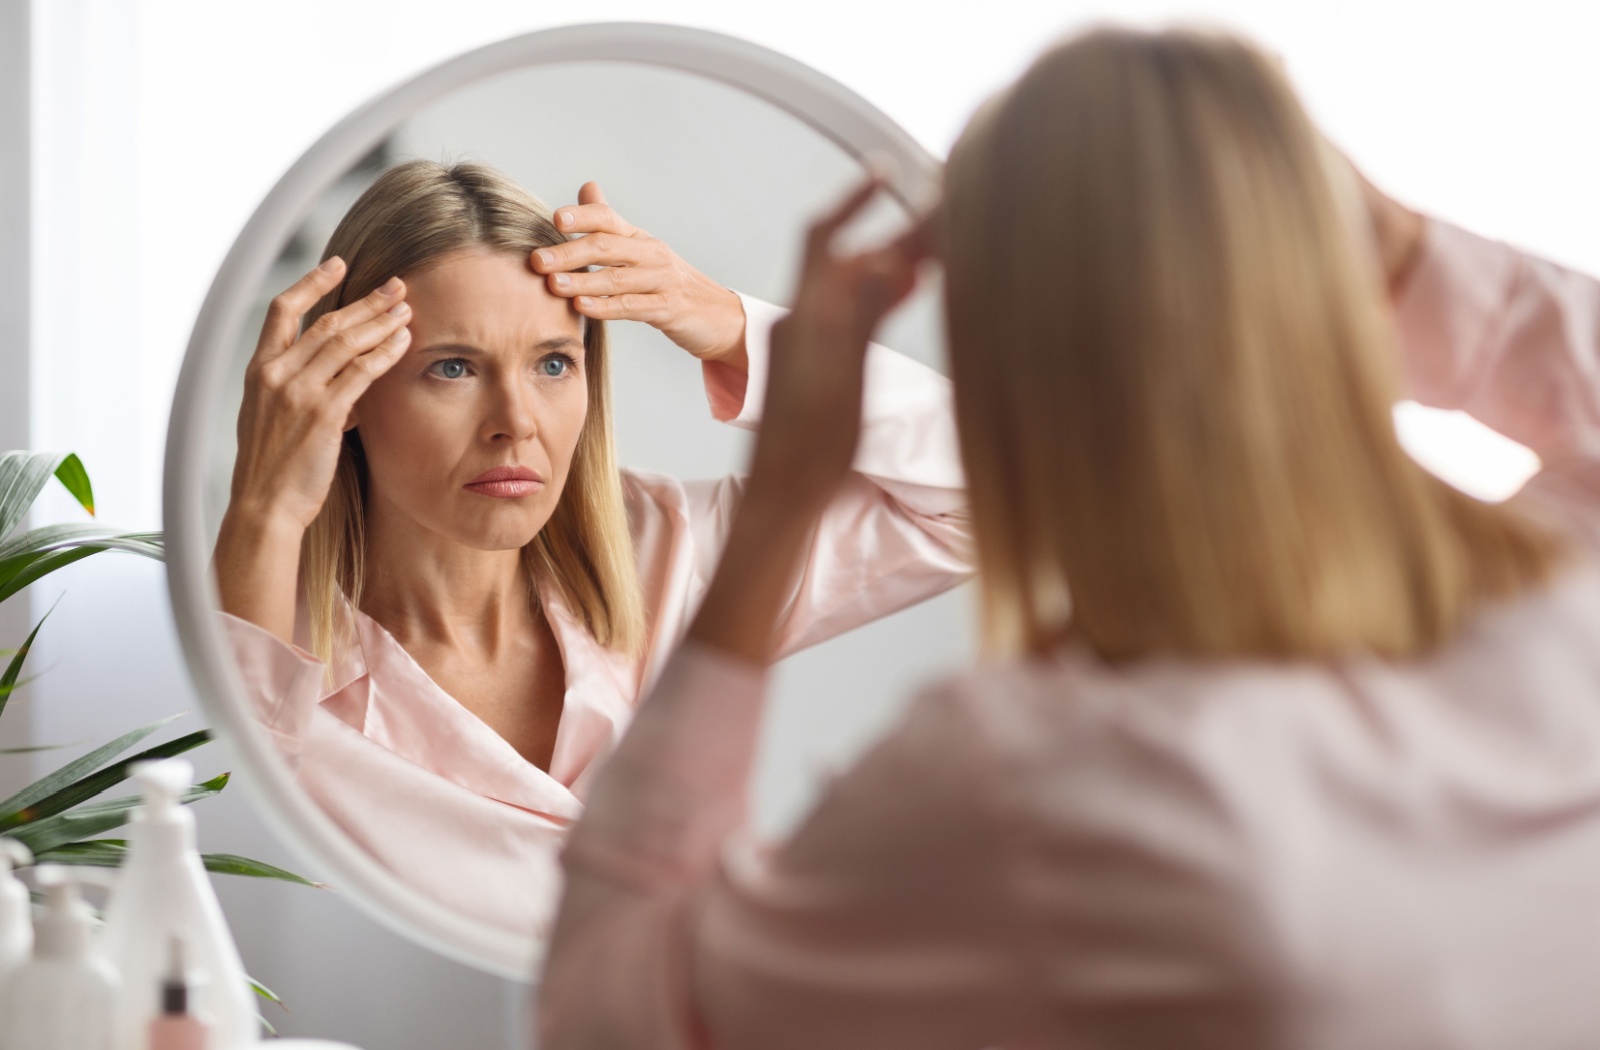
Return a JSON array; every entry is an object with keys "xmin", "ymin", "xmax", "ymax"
[
  {"xmin": 540, "ymin": 356, "xmax": 570, "ymax": 377},
  {"xmin": 432, "ymin": 358, "xmax": 468, "ymax": 380}
]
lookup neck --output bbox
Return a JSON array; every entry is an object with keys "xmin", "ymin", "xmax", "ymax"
[{"xmin": 359, "ymin": 493, "xmax": 535, "ymax": 656}]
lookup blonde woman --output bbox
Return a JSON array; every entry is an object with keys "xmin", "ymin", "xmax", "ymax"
[
  {"xmin": 214, "ymin": 161, "xmax": 968, "ymax": 934},
  {"xmin": 542, "ymin": 27, "xmax": 1600, "ymax": 1049}
]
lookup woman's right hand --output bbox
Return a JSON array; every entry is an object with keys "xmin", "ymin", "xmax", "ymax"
[
  {"xmin": 229, "ymin": 259, "xmax": 412, "ymax": 531},
  {"xmin": 215, "ymin": 258, "xmax": 411, "ymax": 642}
]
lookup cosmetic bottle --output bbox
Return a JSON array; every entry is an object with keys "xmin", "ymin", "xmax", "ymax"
[
  {"xmin": 0, "ymin": 865, "xmax": 119, "ymax": 1050},
  {"xmin": 102, "ymin": 759, "xmax": 256, "ymax": 1050},
  {"xmin": 0, "ymin": 839, "xmax": 32, "ymax": 978},
  {"xmin": 148, "ymin": 936, "xmax": 210, "ymax": 1050}
]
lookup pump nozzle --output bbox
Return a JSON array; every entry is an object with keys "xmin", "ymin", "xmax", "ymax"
[
  {"xmin": 32, "ymin": 865, "xmax": 95, "ymax": 961},
  {"xmin": 0, "ymin": 838, "xmax": 32, "ymax": 877},
  {"xmin": 132, "ymin": 758, "xmax": 193, "ymax": 817}
]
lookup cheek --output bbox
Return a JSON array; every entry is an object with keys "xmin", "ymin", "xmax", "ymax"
[
  {"xmin": 354, "ymin": 377, "xmax": 462, "ymax": 480},
  {"xmin": 547, "ymin": 382, "xmax": 591, "ymax": 475}
]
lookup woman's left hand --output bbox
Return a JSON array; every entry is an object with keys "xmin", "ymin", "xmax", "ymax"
[{"xmin": 530, "ymin": 183, "xmax": 748, "ymax": 370}]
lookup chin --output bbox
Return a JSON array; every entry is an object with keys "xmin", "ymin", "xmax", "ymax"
[
  {"xmin": 452, "ymin": 528, "xmax": 543, "ymax": 553},
  {"xmin": 441, "ymin": 516, "xmax": 547, "ymax": 552}
]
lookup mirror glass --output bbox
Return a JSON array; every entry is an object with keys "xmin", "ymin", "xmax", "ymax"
[{"xmin": 189, "ymin": 53, "xmax": 956, "ymax": 964}]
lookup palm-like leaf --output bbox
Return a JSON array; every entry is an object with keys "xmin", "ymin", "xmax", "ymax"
[
  {"xmin": 0, "ymin": 452, "xmax": 94, "ymax": 541},
  {"xmin": 0, "ymin": 605, "xmax": 50, "ymax": 715},
  {"xmin": 0, "ymin": 742, "xmax": 87, "ymax": 755},
  {"xmin": 0, "ymin": 713, "xmax": 184, "ymax": 816},
  {"xmin": 31, "ymin": 840, "xmax": 327, "ymax": 888},
  {"xmin": 0, "ymin": 526, "xmax": 164, "ymax": 605},
  {"xmin": 0, "ymin": 729, "xmax": 211, "ymax": 830},
  {"xmin": 4, "ymin": 773, "xmax": 229, "ymax": 855}
]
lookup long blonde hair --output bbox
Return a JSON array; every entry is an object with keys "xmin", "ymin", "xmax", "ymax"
[
  {"xmin": 301, "ymin": 160, "xmax": 643, "ymax": 664},
  {"xmin": 942, "ymin": 27, "xmax": 1562, "ymax": 662}
]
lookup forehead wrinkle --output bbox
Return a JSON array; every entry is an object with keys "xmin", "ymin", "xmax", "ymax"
[{"xmin": 414, "ymin": 333, "xmax": 585, "ymax": 358}]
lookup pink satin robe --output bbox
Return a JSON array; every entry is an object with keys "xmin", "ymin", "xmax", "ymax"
[
  {"xmin": 543, "ymin": 219, "xmax": 1600, "ymax": 1050},
  {"xmin": 220, "ymin": 294, "xmax": 970, "ymax": 935}
]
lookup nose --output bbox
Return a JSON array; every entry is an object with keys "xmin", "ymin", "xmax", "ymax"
[{"xmin": 480, "ymin": 370, "xmax": 539, "ymax": 445}]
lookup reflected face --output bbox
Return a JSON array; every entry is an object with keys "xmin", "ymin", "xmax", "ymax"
[{"xmin": 350, "ymin": 248, "xmax": 588, "ymax": 551}]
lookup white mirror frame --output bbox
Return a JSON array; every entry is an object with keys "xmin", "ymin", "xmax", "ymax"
[{"xmin": 163, "ymin": 21, "xmax": 939, "ymax": 980}]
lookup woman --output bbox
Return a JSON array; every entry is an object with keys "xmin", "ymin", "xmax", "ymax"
[
  {"xmin": 541, "ymin": 27, "xmax": 1600, "ymax": 1049},
  {"xmin": 214, "ymin": 161, "xmax": 969, "ymax": 934}
]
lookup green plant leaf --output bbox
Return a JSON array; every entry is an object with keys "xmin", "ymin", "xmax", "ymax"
[
  {"xmin": 0, "ymin": 713, "xmax": 184, "ymax": 817},
  {"xmin": 0, "ymin": 676, "xmax": 37, "ymax": 702},
  {"xmin": 2, "ymin": 773, "xmax": 229, "ymax": 855},
  {"xmin": 248, "ymin": 977, "xmax": 286, "ymax": 1007},
  {"xmin": 0, "ymin": 741, "xmax": 86, "ymax": 754},
  {"xmin": 0, "ymin": 729, "xmax": 211, "ymax": 831},
  {"xmin": 0, "ymin": 604, "xmax": 53, "ymax": 720},
  {"xmin": 51, "ymin": 454, "xmax": 93, "ymax": 517},
  {"xmin": 0, "ymin": 546, "xmax": 104, "ymax": 605},
  {"xmin": 0, "ymin": 523, "xmax": 163, "ymax": 563},
  {"xmin": 0, "ymin": 527, "xmax": 164, "ymax": 604},
  {"xmin": 0, "ymin": 452, "xmax": 78, "ymax": 542},
  {"xmin": 26, "ymin": 838, "xmax": 126, "ymax": 865},
  {"xmin": 31, "ymin": 839, "xmax": 325, "ymax": 889},
  {"xmin": 196, "ymin": 853, "xmax": 327, "ymax": 889}
]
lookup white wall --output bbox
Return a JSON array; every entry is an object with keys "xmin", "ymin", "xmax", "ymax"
[
  {"xmin": 0, "ymin": 0, "xmax": 34, "ymax": 783},
  {"xmin": 7, "ymin": 1, "xmax": 1599, "ymax": 1048}
]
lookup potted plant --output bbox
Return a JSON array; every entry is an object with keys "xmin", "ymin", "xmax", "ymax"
[{"xmin": 0, "ymin": 450, "xmax": 317, "ymax": 1032}]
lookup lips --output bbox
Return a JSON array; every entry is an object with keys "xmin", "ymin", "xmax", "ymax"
[{"xmin": 463, "ymin": 464, "xmax": 543, "ymax": 499}]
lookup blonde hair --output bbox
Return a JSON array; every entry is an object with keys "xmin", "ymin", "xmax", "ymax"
[
  {"xmin": 300, "ymin": 160, "xmax": 643, "ymax": 664},
  {"xmin": 942, "ymin": 27, "xmax": 1563, "ymax": 662}
]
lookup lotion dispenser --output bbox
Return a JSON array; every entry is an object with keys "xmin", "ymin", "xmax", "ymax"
[
  {"xmin": 102, "ymin": 759, "xmax": 256, "ymax": 1050},
  {"xmin": 0, "ymin": 864, "xmax": 119, "ymax": 1050}
]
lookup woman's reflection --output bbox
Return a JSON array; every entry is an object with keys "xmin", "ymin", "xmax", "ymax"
[{"xmin": 211, "ymin": 160, "xmax": 969, "ymax": 933}]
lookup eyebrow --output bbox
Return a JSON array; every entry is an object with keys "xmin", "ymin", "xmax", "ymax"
[{"xmin": 417, "ymin": 336, "xmax": 584, "ymax": 356}]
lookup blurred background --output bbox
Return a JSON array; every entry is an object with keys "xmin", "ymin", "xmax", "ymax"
[{"xmin": 1, "ymin": 1, "xmax": 1595, "ymax": 1046}]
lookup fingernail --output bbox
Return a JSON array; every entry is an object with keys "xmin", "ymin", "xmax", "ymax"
[
  {"xmin": 394, "ymin": 327, "xmax": 411, "ymax": 343},
  {"xmin": 388, "ymin": 302, "xmax": 410, "ymax": 317},
  {"xmin": 379, "ymin": 276, "xmax": 402, "ymax": 295},
  {"xmin": 576, "ymin": 296, "xmax": 593, "ymax": 308},
  {"xmin": 552, "ymin": 273, "xmax": 571, "ymax": 289},
  {"xmin": 556, "ymin": 211, "xmax": 572, "ymax": 228},
  {"xmin": 534, "ymin": 249, "xmax": 554, "ymax": 268},
  {"xmin": 319, "ymin": 256, "xmax": 343, "ymax": 273}
]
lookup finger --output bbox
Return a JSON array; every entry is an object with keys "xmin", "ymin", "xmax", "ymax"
[
  {"xmin": 856, "ymin": 252, "xmax": 923, "ymax": 320},
  {"xmin": 815, "ymin": 174, "xmax": 886, "ymax": 235},
  {"xmin": 803, "ymin": 175, "xmax": 886, "ymax": 271},
  {"xmin": 573, "ymin": 293, "xmax": 670, "ymax": 325},
  {"xmin": 284, "ymin": 276, "xmax": 407, "ymax": 369},
  {"xmin": 533, "ymin": 231, "xmax": 655, "ymax": 275},
  {"xmin": 546, "ymin": 265, "xmax": 661, "ymax": 299},
  {"xmin": 551, "ymin": 201, "xmax": 638, "ymax": 239},
  {"xmin": 891, "ymin": 206, "xmax": 940, "ymax": 262},
  {"xmin": 577, "ymin": 181, "xmax": 608, "ymax": 207},
  {"xmin": 326, "ymin": 324, "xmax": 414, "ymax": 407},
  {"xmin": 301, "ymin": 299, "xmax": 412, "ymax": 385},
  {"xmin": 258, "ymin": 257, "xmax": 347, "ymax": 360}
]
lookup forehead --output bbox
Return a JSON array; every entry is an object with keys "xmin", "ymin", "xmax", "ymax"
[{"xmin": 402, "ymin": 248, "xmax": 582, "ymax": 344}]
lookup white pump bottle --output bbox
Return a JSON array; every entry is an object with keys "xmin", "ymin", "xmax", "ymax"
[
  {"xmin": 0, "ymin": 864, "xmax": 120, "ymax": 1050},
  {"xmin": 101, "ymin": 759, "xmax": 256, "ymax": 1050}
]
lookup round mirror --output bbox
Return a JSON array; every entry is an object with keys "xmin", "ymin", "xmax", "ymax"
[{"xmin": 163, "ymin": 23, "xmax": 956, "ymax": 979}]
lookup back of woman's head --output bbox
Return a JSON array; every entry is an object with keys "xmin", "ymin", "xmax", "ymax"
[
  {"xmin": 942, "ymin": 27, "xmax": 1561, "ymax": 662},
  {"xmin": 301, "ymin": 159, "xmax": 642, "ymax": 663}
]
